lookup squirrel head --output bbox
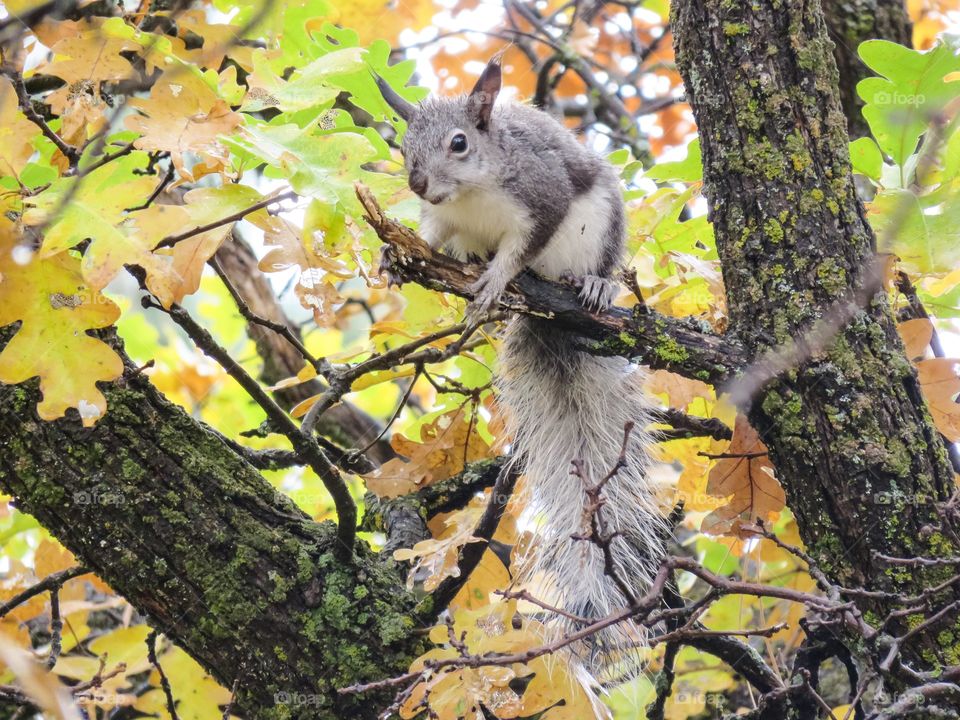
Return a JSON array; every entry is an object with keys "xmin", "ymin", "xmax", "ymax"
[{"xmin": 378, "ymin": 59, "xmax": 503, "ymax": 206}]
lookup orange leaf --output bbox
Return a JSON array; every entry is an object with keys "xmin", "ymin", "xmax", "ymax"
[
  {"xmin": 917, "ymin": 358, "xmax": 960, "ymax": 441},
  {"xmin": 126, "ymin": 72, "xmax": 240, "ymax": 181},
  {"xmin": 897, "ymin": 318, "xmax": 934, "ymax": 362},
  {"xmin": 364, "ymin": 407, "xmax": 491, "ymax": 498},
  {"xmin": 701, "ymin": 416, "xmax": 784, "ymax": 536}
]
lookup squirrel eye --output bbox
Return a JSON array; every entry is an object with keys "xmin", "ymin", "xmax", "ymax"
[{"xmin": 449, "ymin": 133, "xmax": 468, "ymax": 155}]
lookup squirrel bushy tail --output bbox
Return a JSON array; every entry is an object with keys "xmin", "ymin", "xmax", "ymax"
[{"xmin": 499, "ymin": 316, "xmax": 668, "ymax": 677}]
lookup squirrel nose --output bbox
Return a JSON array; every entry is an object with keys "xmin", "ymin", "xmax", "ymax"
[{"xmin": 408, "ymin": 169, "xmax": 428, "ymax": 197}]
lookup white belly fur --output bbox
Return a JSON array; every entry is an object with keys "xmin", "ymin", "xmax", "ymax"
[
  {"xmin": 423, "ymin": 182, "xmax": 610, "ymax": 279},
  {"xmin": 425, "ymin": 188, "xmax": 532, "ymax": 261},
  {"xmin": 530, "ymin": 183, "xmax": 612, "ymax": 280}
]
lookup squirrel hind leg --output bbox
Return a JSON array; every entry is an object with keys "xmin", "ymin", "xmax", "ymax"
[{"xmin": 578, "ymin": 275, "xmax": 621, "ymax": 312}]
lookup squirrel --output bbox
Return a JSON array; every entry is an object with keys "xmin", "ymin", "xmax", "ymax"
[{"xmin": 377, "ymin": 58, "xmax": 669, "ymax": 678}]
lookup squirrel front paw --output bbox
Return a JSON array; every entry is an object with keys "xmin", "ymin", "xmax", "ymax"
[
  {"xmin": 378, "ymin": 246, "xmax": 403, "ymax": 288},
  {"xmin": 561, "ymin": 271, "xmax": 620, "ymax": 312},
  {"xmin": 465, "ymin": 273, "xmax": 503, "ymax": 324}
]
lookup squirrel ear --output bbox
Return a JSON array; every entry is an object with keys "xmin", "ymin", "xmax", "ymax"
[
  {"xmin": 374, "ymin": 74, "xmax": 417, "ymax": 123},
  {"xmin": 467, "ymin": 59, "xmax": 501, "ymax": 131}
]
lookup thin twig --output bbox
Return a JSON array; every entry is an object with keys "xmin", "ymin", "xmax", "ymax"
[
  {"xmin": 44, "ymin": 587, "xmax": 63, "ymax": 670},
  {"xmin": 209, "ymin": 255, "xmax": 322, "ymax": 371},
  {"xmin": 221, "ymin": 678, "xmax": 239, "ymax": 720},
  {"xmin": 147, "ymin": 299, "xmax": 357, "ymax": 559},
  {"xmin": 154, "ymin": 190, "xmax": 298, "ymax": 250},
  {"xmin": 147, "ymin": 630, "xmax": 180, "ymax": 720},
  {"xmin": 0, "ymin": 566, "xmax": 89, "ymax": 619},
  {"xmin": 3, "ymin": 70, "xmax": 79, "ymax": 165}
]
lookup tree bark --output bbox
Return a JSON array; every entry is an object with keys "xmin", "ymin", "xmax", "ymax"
[
  {"xmin": 672, "ymin": 0, "xmax": 957, "ymax": 670},
  {"xmin": 0, "ymin": 329, "xmax": 425, "ymax": 720},
  {"xmin": 822, "ymin": 0, "xmax": 912, "ymax": 138}
]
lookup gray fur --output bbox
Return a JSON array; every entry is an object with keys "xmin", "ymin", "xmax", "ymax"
[
  {"xmin": 500, "ymin": 318, "xmax": 668, "ymax": 677},
  {"xmin": 394, "ymin": 60, "xmax": 667, "ymax": 679}
]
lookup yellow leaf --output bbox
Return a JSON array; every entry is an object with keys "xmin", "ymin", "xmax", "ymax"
[
  {"xmin": 521, "ymin": 655, "xmax": 608, "ymax": 720},
  {"xmin": 87, "ymin": 625, "xmax": 153, "ymax": 675},
  {"xmin": 0, "ymin": 227, "xmax": 122, "ymax": 425},
  {"xmin": 0, "ymin": 633, "xmax": 82, "ymax": 720},
  {"xmin": 321, "ymin": 0, "xmax": 437, "ymax": 45},
  {"xmin": 350, "ymin": 366, "xmax": 416, "ymax": 392},
  {"xmin": 143, "ymin": 644, "xmax": 231, "ymax": 720},
  {"xmin": 126, "ymin": 71, "xmax": 241, "ymax": 181},
  {"xmin": 35, "ymin": 540, "xmax": 76, "ymax": 578},
  {"xmin": 43, "ymin": 25, "xmax": 139, "ymax": 86},
  {"xmin": 926, "ymin": 267, "xmax": 960, "ymax": 296},
  {"xmin": 25, "ymin": 154, "xmax": 156, "ymax": 264},
  {"xmin": 267, "ymin": 363, "xmax": 318, "ymax": 391},
  {"xmin": 0, "ymin": 77, "xmax": 39, "ymax": 178},
  {"xmin": 3, "ymin": 0, "xmax": 50, "ymax": 14}
]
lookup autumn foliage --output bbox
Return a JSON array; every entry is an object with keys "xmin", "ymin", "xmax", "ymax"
[{"xmin": 0, "ymin": 0, "xmax": 959, "ymax": 718}]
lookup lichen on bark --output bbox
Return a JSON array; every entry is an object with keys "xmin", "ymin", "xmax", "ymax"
[
  {"xmin": 0, "ymin": 329, "xmax": 425, "ymax": 720},
  {"xmin": 673, "ymin": 0, "xmax": 958, "ymax": 669}
]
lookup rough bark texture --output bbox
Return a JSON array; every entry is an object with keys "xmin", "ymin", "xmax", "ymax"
[
  {"xmin": 0, "ymin": 329, "xmax": 425, "ymax": 720},
  {"xmin": 673, "ymin": 0, "xmax": 957, "ymax": 669},
  {"xmin": 822, "ymin": 0, "xmax": 912, "ymax": 138}
]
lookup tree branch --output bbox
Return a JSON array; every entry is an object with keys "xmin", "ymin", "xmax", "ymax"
[
  {"xmin": 356, "ymin": 184, "xmax": 744, "ymax": 386},
  {"xmin": 147, "ymin": 299, "xmax": 358, "ymax": 560},
  {"xmin": 3, "ymin": 70, "xmax": 79, "ymax": 165},
  {"xmin": 0, "ymin": 327, "xmax": 425, "ymax": 720}
]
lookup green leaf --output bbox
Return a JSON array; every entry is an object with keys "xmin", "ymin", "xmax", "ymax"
[
  {"xmin": 867, "ymin": 187, "xmax": 960, "ymax": 273},
  {"xmin": 227, "ymin": 121, "xmax": 403, "ymax": 213},
  {"xmin": 268, "ymin": 0, "xmax": 334, "ymax": 68},
  {"xmin": 849, "ymin": 137, "xmax": 883, "ymax": 182},
  {"xmin": 241, "ymin": 47, "xmax": 365, "ymax": 113},
  {"xmin": 313, "ymin": 26, "xmax": 427, "ymax": 127},
  {"xmin": 628, "ymin": 186, "xmax": 716, "ymax": 270},
  {"xmin": 857, "ymin": 39, "xmax": 960, "ymax": 170},
  {"xmin": 645, "ymin": 138, "xmax": 702, "ymax": 183},
  {"xmin": 697, "ymin": 536, "xmax": 739, "ymax": 576}
]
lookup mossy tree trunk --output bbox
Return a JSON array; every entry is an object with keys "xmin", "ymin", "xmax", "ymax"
[
  {"xmin": 0, "ymin": 329, "xmax": 425, "ymax": 720},
  {"xmin": 673, "ymin": 0, "xmax": 957, "ymax": 672}
]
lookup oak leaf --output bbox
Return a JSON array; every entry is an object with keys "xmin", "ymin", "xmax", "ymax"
[
  {"xmin": 0, "ymin": 223, "xmax": 122, "ymax": 425},
  {"xmin": 42, "ymin": 25, "xmax": 139, "ymax": 86},
  {"xmin": 701, "ymin": 415, "xmax": 785, "ymax": 536},
  {"xmin": 254, "ymin": 211, "xmax": 347, "ymax": 326},
  {"xmin": 126, "ymin": 72, "xmax": 241, "ymax": 181},
  {"xmin": 364, "ymin": 407, "xmax": 491, "ymax": 498},
  {"xmin": 25, "ymin": 152, "xmax": 155, "ymax": 273},
  {"xmin": 394, "ymin": 492, "xmax": 488, "ymax": 592}
]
